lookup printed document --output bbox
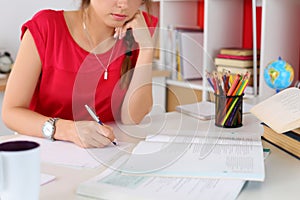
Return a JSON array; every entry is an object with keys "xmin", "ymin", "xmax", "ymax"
[
  {"xmin": 5, "ymin": 135, "xmax": 135, "ymax": 168},
  {"xmin": 121, "ymin": 129, "xmax": 265, "ymax": 181},
  {"xmin": 77, "ymin": 159, "xmax": 245, "ymax": 200}
]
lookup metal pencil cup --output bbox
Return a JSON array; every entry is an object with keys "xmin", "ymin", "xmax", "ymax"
[{"xmin": 215, "ymin": 93, "xmax": 244, "ymax": 128}]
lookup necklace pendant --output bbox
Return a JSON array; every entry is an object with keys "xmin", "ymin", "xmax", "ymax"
[{"xmin": 104, "ymin": 70, "xmax": 108, "ymax": 80}]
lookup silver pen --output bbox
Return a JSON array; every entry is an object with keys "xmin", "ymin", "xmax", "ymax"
[{"xmin": 84, "ymin": 104, "xmax": 117, "ymax": 146}]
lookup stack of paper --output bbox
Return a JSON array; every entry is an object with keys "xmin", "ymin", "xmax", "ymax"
[
  {"xmin": 5, "ymin": 135, "xmax": 135, "ymax": 168},
  {"xmin": 77, "ymin": 116, "xmax": 265, "ymax": 199}
]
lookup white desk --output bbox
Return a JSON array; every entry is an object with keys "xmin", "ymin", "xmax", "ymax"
[{"xmin": 2, "ymin": 112, "xmax": 300, "ymax": 199}]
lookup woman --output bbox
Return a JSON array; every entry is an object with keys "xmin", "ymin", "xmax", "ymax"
[{"xmin": 2, "ymin": 0, "xmax": 158, "ymax": 148}]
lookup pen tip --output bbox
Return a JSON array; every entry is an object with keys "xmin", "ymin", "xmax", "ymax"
[{"xmin": 112, "ymin": 139, "xmax": 118, "ymax": 146}]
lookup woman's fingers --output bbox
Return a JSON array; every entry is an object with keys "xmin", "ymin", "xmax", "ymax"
[
  {"xmin": 74, "ymin": 121, "xmax": 115, "ymax": 148},
  {"xmin": 114, "ymin": 10, "xmax": 146, "ymax": 40}
]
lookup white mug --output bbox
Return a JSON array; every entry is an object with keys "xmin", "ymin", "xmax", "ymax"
[{"xmin": 0, "ymin": 140, "xmax": 40, "ymax": 200}]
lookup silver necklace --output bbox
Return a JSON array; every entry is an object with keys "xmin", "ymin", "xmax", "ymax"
[{"xmin": 82, "ymin": 10, "xmax": 117, "ymax": 80}]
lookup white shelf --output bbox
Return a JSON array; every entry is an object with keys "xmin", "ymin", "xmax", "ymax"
[
  {"xmin": 157, "ymin": 0, "xmax": 199, "ymax": 70},
  {"xmin": 157, "ymin": 0, "xmax": 299, "ymax": 106},
  {"xmin": 202, "ymin": 0, "xmax": 244, "ymax": 101},
  {"xmin": 259, "ymin": 0, "xmax": 300, "ymax": 98},
  {"xmin": 252, "ymin": 0, "xmax": 258, "ymax": 96}
]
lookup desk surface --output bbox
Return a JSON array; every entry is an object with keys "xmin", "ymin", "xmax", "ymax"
[{"xmin": 2, "ymin": 112, "xmax": 300, "ymax": 199}]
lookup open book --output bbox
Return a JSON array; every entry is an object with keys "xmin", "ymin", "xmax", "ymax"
[
  {"xmin": 120, "ymin": 115, "xmax": 265, "ymax": 182},
  {"xmin": 77, "ymin": 115, "xmax": 265, "ymax": 199},
  {"xmin": 250, "ymin": 87, "xmax": 300, "ymax": 133}
]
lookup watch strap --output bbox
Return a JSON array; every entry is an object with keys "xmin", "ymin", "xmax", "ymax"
[
  {"xmin": 50, "ymin": 118, "xmax": 59, "ymax": 141},
  {"xmin": 49, "ymin": 117, "xmax": 59, "ymax": 125}
]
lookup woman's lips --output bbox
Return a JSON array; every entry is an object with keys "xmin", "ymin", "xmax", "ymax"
[{"xmin": 112, "ymin": 13, "xmax": 127, "ymax": 21}]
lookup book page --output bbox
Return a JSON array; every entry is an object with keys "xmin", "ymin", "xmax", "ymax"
[
  {"xmin": 145, "ymin": 129, "xmax": 262, "ymax": 146},
  {"xmin": 293, "ymin": 128, "xmax": 300, "ymax": 135},
  {"xmin": 77, "ymin": 162, "xmax": 245, "ymax": 200},
  {"xmin": 121, "ymin": 141, "xmax": 264, "ymax": 181},
  {"xmin": 120, "ymin": 119, "xmax": 264, "ymax": 181},
  {"xmin": 145, "ymin": 133, "xmax": 262, "ymax": 146},
  {"xmin": 250, "ymin": 87, "xmax": 300, "ymax": 133}
]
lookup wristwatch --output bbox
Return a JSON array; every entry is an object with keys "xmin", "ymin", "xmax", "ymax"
[{"xmin": 42, "ymin": 118, "xmax": 59, "ymax": 141}]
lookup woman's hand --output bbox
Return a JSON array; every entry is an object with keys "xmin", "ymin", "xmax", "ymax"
[
  {"xmin": 71, "ymin": 121, "xmax": 115, "ymax": 148},
  {"xmin": 114, "ymin": 10, "xmax": 154, "ymax": 49}
]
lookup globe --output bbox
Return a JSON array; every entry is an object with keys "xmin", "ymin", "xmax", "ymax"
[{"xmin": 264, "ymin": 57, "xmax": 294, "ymax": 92}]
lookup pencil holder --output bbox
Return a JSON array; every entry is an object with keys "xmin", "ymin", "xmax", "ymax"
[{"xmin": 214, "ymin": 93, "xmax": 244, "ymax": 128}]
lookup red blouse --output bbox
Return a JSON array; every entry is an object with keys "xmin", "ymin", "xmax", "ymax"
[{"xmin": 21, "ymin": 10, "xmax": 158, "ymax": 122}]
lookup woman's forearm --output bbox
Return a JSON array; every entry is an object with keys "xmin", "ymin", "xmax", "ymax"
[
  {"xmin": 121, "ymin": 49, "xmax": 154, "ymax": 124},
  {"xmin": 2, "ymin": 106, "xmax": 76, "ymax": 142}
]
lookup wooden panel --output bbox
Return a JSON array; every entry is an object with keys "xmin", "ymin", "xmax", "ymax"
[{"xmin": 167, "ymin": 84, "xmax": 202, "ymax": 112}]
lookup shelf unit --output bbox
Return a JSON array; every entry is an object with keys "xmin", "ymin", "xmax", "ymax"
[
  {"xmin": 203, "ymin": 0, "xmax": 299, "ymax": 101},
  {"xmin": 156, "ymin": 0, "xmax": 299, "ymax": 106},
  {"xmin": 151, "ymin": 0, "xmax": 201, "ymax": 111},
  {"xmin": 259, "ymin": 0, "xmax": 300, "ymax": 99},
  {"xmin": 153, "ymin": 0, "xmax": 200, "ymax": 70},
  {"xmin": 154, "ymin": 0, "xmax": 300, "ymax": 110},
  {"xmin": 155, "ymin": 0, "xmax": 248, "ymax": 103},
  {"xmin": 202, "ymin": 0, "xmax": 245, "ymax": 101}
]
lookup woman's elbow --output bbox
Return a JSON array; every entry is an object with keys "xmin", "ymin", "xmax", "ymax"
[
  {"xmin": 1, "ymin": 106, "xmax": 11, "ymax": 128},
  {"xmin": 134, "ymin": 101, "xmax": 153, "ymax": 124},
  {"xmin": 121, "ymin": 98, "xmax": 153, "ymax": 125}
]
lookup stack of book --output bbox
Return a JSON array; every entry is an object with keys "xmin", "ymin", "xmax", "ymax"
[
  {"xmin": 250, "ymin": 87, "xmax": 300, "ymax": 159},
  {"xmin": 214, "ymin": 48, "xmax": 260, "ymax": 88},
  {"xmin": 262, "ymin": 125, "xmax": 300, "ymax": 159}
]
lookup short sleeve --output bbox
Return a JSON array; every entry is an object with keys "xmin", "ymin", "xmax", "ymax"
[{"xmin": 20, "ymin": 10, "xmax": 58, "ymax": 65}]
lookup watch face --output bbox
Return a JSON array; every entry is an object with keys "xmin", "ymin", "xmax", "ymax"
[{"xmin": 42, "ymin": 122, "xmax": 54, "ymax": 138}]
